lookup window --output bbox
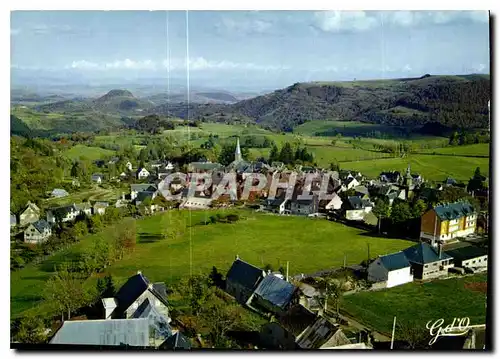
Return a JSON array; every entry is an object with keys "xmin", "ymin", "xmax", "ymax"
[
  {"xmin": 425, "ymin": 265, "xmax": 428, "ymax": 268},
  {"xmin": 472, "ymin": 260, "xmax": 476, "ymax": 264}
]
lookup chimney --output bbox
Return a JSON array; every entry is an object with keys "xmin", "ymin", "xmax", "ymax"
[
  {"xmin": 137, "ymin": 270, "xmax": 142, "ymax": 275},
  {"xmin": 438, "ymin": 242, "xmax": 442, "ymax": 258},
  {"xmin": 267, "ymin": 269, "xmax": 271, "ymax": 275},
  {"xmin": 235, "ymin": 254, "xmax": 239, "ymax": 260}
]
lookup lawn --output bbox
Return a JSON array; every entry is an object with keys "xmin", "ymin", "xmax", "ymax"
[
  {"xmin": 63, "ymin": 144, "xmax": 116, "ymax": 161},
  {"xmin": 342, "ymin": 273, "xmax": 487, "ymax": 334},
  {"xmin": 342, "ymin": 155, "xmax": 490, "ymax": 182},
  {"xmin": 11, "ymin": 210, "xmax": 412, "ymax": 319}
]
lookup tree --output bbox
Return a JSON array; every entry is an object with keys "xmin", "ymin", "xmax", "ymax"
[
  {"xmin": 279, "ymin": 142, "xmax": 294, "ymax": 164},
  {"xmin": 390, "ymin": 200, "xmax": 412, "ymax": 224},
  {"xmin": 12, "ymin": 313, "xmax": 47, "ymax": 344},
  {"xmin": 208, "ymin": 266, "xmax": 224, "ymax": 288},
  {"xmin": 88, "ymin": 215, "xmax": 103, "ymax": 233},
  {"xmin": 96, "ymin": 274, "xmax": 116, "ymax": 299},
  {"xmin": 268, "ymin": 143, "xmax": 279, "ymax": 163},
  {"xmin": 43, "ymin": 264, "xmax": 91, "ymax": 321},
  {"xmin": 411, "ymin": 199, "xmax": 427, "ymax": 218},
  {"xmin": 372, "ymin": 198, "xmax": 390, "ymax": 233},
  {"xmin": 201, "ymin": 296, "xmax": 243, "ymax": 348},
  {"xmin": 396, "ymin": 320, "xmax": 432, "ymax": 349},
  {"xmin": 73, "ymin": 220, "xmax": 88, "ymax": 237}
]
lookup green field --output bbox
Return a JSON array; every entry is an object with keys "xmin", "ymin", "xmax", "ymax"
[
  {"xmin": 343, "ymin": 273, "xmax": 487, "ymax": 334},
  {"xmin": 342, "ymin": 155, "xmax": 490, "ymax": 182},
  {"xmin": 11, "ymin": 106, "xmax": 66, "ymax": 130},
  {"xmin": 44, "ymin": 185, "xmax": 123, "ymax": 207},
  {"xmin": 62, "ymin": 144, "xmax": 116, "ymax": 161},
  {"xmin": 420, "ymin": 143, "xmax": 490, "ymax": 157},
  {"xmin": 308, "ymin": 145, "xmax": 392, "ymax": 166},
  {"xmin": 11, "ymin": 210, "xmax": 413, "ymax": 318}
]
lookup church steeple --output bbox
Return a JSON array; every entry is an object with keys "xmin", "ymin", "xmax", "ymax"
[
  {"xmin": 235, "ymin": 137, "xmax": 242, "ymax": 162},
  {"xmin": 404, "ymin": 163, "xmax": 412, "ymax": 188}
]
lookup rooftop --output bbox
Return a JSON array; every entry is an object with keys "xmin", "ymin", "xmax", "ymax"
[{"xmin": 253, "ymin": 275, "xmax": 297, "ymax": 309}]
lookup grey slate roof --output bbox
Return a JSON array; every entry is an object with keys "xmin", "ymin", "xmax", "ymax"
[
  {"xmin": 51, "ymin": 188, "xmax": 69, "ymax": 197},
  {"xmin": 226, "ymin": 258, "xmax": 264, "ymax": 292},
  {"xmin": 136, "ymin": 191, "xmax": 154, "ymax": 203},
  {"xmin": 189, "ymin": 162, "xmax": 223, "ymax": 171},
  {"xmin": 49, "ymin": 318, "xmax": 150, "ymax": 346},
  {"xmin": 347, "ymin": 196, "xmax": 364, "ymax": 209},
  {"xmin": 434, "ymin": 202, "xmax": 475, "ymax": 221},
  {"xmin": 254, "ymin": 275, "xmax": 297, "ymax": 309},
  {"xmin": 445, "ymin": 246, "xmax": 488, "ymax": 262},
  {"xmin": 278, "ymin": 304, "xmax": 317, "ymax": 337},
  {"xmin": 32, "ymin": 219, "xmax": 51, "ymax": 233},
  {"xmin": 75, "ymin": 202, "xmax": 92, "ymax": 211},
  {"xmin": 160, "ymin": 332, "xmax": 192, "ymax": 350},
  {"xmin": 114, "ymin": 273, "xmax": 168, "ymax": 318},
  {"xmin": 403, "ymin": 242, "xmax": 452, "ymax": 265},
  {"xmin": 49, "ymin": 204, "xmax": 77, "ymax": 218},
  {"xmin": 379, "ymin": 251, "xmax": 411, "ymax": 271},
  {"xmin": 131, "ymin": 298, "xmax": 172, "ymax": 340}
]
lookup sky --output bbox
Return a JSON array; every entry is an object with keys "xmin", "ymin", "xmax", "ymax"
[{"xmin": 10, "ymin": 10, "xmax": 491, "ymax": 92}]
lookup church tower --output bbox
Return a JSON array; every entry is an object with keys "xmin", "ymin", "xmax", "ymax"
[
  {"xmin": 404, "ymin": 163, "xmax": 412, "ymax": 188},
  {"xmin": 235, "ymin": 137, "xmax": 242, "ymax": 162}
]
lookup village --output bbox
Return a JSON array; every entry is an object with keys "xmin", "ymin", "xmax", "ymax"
[{"xmin": 10, "ymin": 138, "xmax": 489, "ymax": 350}]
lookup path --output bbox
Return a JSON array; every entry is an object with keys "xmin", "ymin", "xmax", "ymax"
[{"xmin": 338, "ymin": 311, "xmax": 391, "ymax": 342}]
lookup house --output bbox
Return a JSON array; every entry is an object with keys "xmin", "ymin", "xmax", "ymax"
[
  {"xmin": 164, "ymin": 161, "xmax": 174, "ymax": 171},
  {"xmin": 91, "ymin": 173, "xmax": 105, "ymax": 184},
  {"xmin": 367, "ymin": 251, "xmax": 414, "ymax": 288},
  {"xmin": 75, "ymin": 202, "xmax": 92, "ymax": 216},
  {"xmin": 49, "ymin": 318, "xmax": 169, "ymax": 348},
  {"xmin": 108, "ymin": 157, "xmax": 119, "ymax": 165},
  {"xmin": 445, "ymin": 245, "xmax": 488, "ymax": 270},
  {"xmin": 260, "ymin": 305, "xmax": 351, "ymax": 350},
  {"xmin": 119, "ymin": 172, "xmax": 128, "ymax": 179},
  {"xmin": 94, "ymin": 159, "xmax": 106, "ymax": 168},
  {"xmin": 130, "ymin": 184, "xmax": 158, "ymax": 200},
  {"xmin": 93, "ymin": 202, "xmax": 109, "ymax": 215},
  {"xmin": 19, "ymin": 201, "xmax": 40, "ymax": 227},
  {"xmin": 345, "ymin": 196, "xmax": 373, "ymax": 221},
  {"xmin": 124, "ymin": 161, "xmax": 133, "ymax": 171},
  {"xmin": 420, "ymin": 201, "xmax": 477, "ymax": 243},
  {"xmin": 226, "ymin": 256, "xmax": 266, "ymax": 305},
  {"xmin": 266, "ymin": 197, "xmax": 289, "ymax": 215},
  {"xmin": 51, "ymin": 188, "xmax": 69, "ymax": 198},
  {"xmin": 290, "ymin": 195, "xmax": 319, "ymax": 216},
  {"xmin": 297, "ymin": 283, "xmax": 321, "ymax": 312},
  {"xmin": 188, "ymin": 162, "xmax": 223, "ymax": 173},
  {"xmin": 24, "ymin": 219, "xmax": 52, "ymax": 243},
  {"xmin": 151, "ymin": 161, "xmax": 163, "ymax": 169},
  {"xmin": 402, "ymin": 242, "xmax": 453, "ymax": 280},
  {"xmin": 343, "ymin": 177, "xmax": 360, "ymax": 191},
  {"xmin": 102, "ymin": 271, "xmax": 170, "ymax": 320},
  {"xmin": 179, "ymin": 197, "xmax": 212, "ymax": 210},
  {"xmin": 10, "ymin": 212, "xmax": 16, "ymax": 227},
  {"xmin": 353, "ymin": 185, "xmax": 369, "ymax": 199},
  {"xmin": 380, "ymin": 171, "xmax": 401, "ymax": 183},
  {"xmin": 159, "ymin": 331, "xmax": 192, "ymax": 350},
  {"xmin": 136, "ymin": 167, "xmax": 150, "ymax": 180},
  {"xmin": 324, "ymin": 193, "xmax": 343, "ymax": 211},
  {"xmin": 248, "ymin": 274, "xmax": 299, "ymax": 315},
  {"xmin": 46, "ymin": 204, "xmax": 79, "ymax": 223}
]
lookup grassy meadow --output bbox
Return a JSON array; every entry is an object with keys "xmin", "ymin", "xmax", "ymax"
[
  {"xmin": 341, "ymin": 155, "xmax": 489, "ymax": 182},
  {"xmin": 343, "ymin": 273, "xmax": 487, "ymax": 334},
  {"xmin": 11, "ymin": 210, "xmax": 413, "ymax": 318},
  {"xmin": 62, "ymin": 144, "xmax": 116, "ymax": 161}
]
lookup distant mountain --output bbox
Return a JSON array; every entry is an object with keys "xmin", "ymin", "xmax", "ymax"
[
  {"xmin": 93, "ymin": 89, "xmax": 154, "ymax": 113},
  {"xmin": 146, "ymin": 91, "xmax": 239, "ymax": 105},
  {"xmin": 154, "ymin": 74, "xmax": 490, "ymax": 133}
]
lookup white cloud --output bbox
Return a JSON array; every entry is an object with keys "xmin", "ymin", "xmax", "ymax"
[
  {"xmin": 314, "ymin": 11, "xmax": 379, "ymax": 33},
  {"xmin": 474, "ymin": 63, "xmax": 487, "ymax": 72},
  {"xmin": 313, "ymin": 10, "xmax": 489, "ymax": 33},
  {"xmin": 66, "ymin": 57, "xmax": 288, "ymax": 72}
]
